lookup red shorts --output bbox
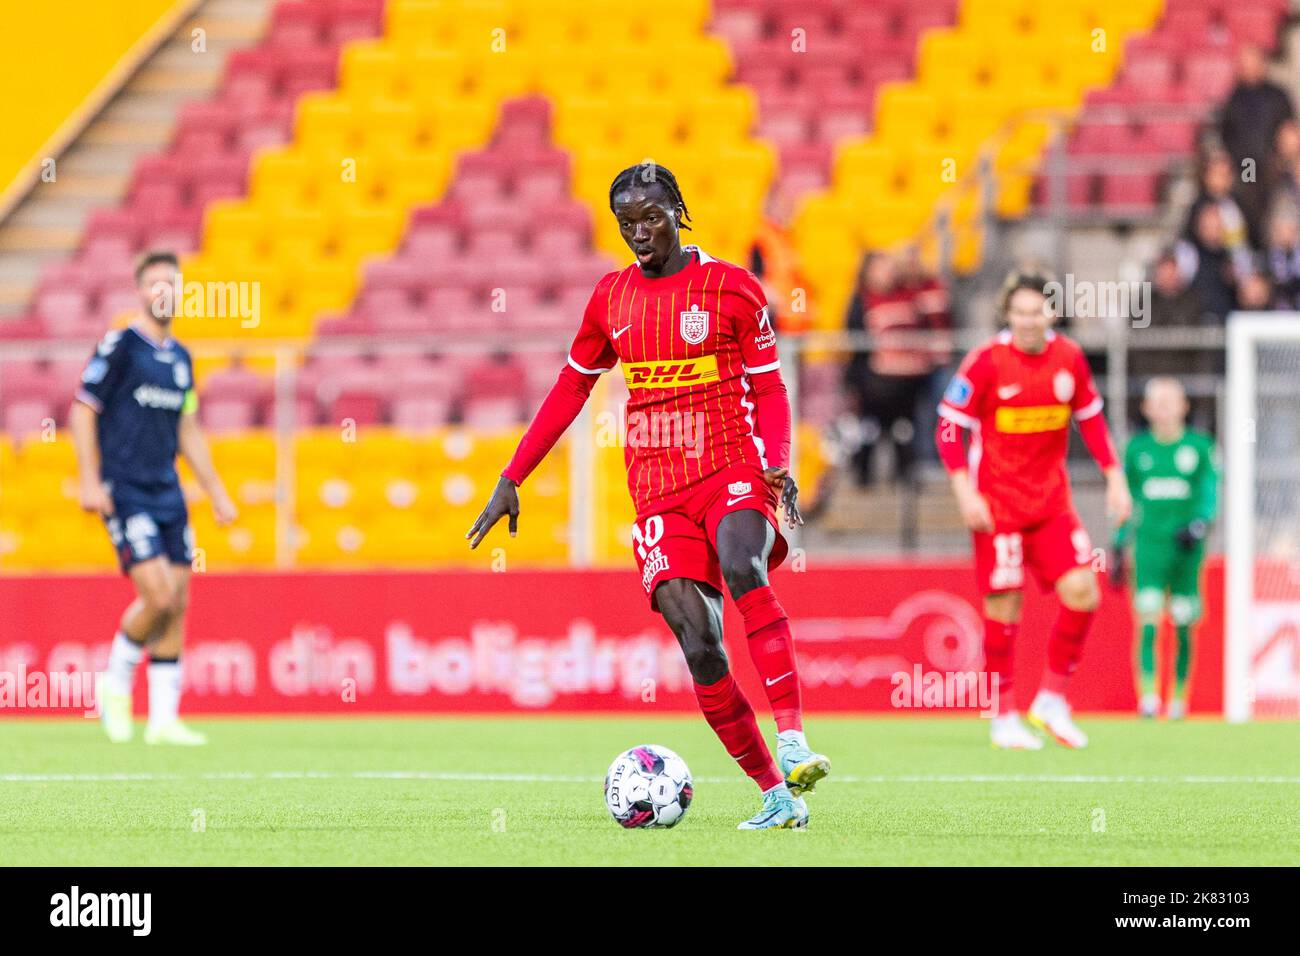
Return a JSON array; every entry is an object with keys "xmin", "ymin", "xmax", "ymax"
[
  {"xmin": 631, "ymin": 461, "xmax": 789, "ymax": 611},
  {"xmin": 972, "ymin": 509, "xmax": 1094, "ymax": 595}
]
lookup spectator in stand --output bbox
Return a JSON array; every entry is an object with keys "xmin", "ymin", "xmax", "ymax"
[
  {"xmin": 896, "ymin": 245, "xmax": 952, "ymax": 464},
  {"xmin": 1133, "ymin": 249, "xmax": 1219, "ymax": 433},
  {"xmin": 843, "ymin": 250, "xmax": 950, "ymax": 485},
  {"xmin": 1175, "ymin": 203, "xmax": 1245, "ymax": 321},
  {"xmin": 1263, "ymin": 120, "xmax": 1300, "ymax": 210},
  {"xmin": 1236, "ymin": 269, "xmax": 1275, "ymax": 311},
  {"xmin": 1183, "ymin": 149, "xmax": 1252, "ymax": 258},
  {"xmin": 1265, "ymin": 201, "xmax": 1300, "ymax": 309},
  {"xmin": 1221, "ymin": 44, "xmax": 1295, "ymax": 246},
  {"xmin": 1150, "ymin": 248, "xmax": 1204, "ymax": 328}
]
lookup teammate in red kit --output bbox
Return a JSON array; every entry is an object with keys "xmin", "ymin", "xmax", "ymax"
[
  {"xmin": 935, "ymin": 271, "xmax": 1132, "ymax": 750},
  {"xmin": 466, "ymin": 164, "xmax": 828, "ymax": 829}
]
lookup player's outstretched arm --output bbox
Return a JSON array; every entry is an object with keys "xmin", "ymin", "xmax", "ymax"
[
  {"xmin": 69, "ymin": 399, "xmax": 112, "ymax": 516},
  {"xmin": 465, "ymin": 363, "xmax": 598, "ymax": 548},
  {"xmin": 179, "ymin": 411, "xmax": 238, "ymax": 526}
]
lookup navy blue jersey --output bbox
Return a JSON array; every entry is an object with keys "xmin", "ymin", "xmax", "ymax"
[{"xmin": 76, "ymin": 325, "xmax": 196, "ymax": 511}]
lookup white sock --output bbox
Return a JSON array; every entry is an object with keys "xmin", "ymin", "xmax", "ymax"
[
  {"xmin": 777, "ymin": 729, "xmax": 808, "ymax": 750},
  {"xmin": 147, "ymin": 660, "xmax": 182, "ymax": 727},
  {"xmin": 105, "ymin": 632, "xmax": 144, "ymax": 695}
]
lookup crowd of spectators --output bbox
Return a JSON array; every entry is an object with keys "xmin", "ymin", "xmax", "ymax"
[
  {"xmin": 839, "ymin": 246, "xmax": 952, "ymax": 486},
  {"xmin": 1137, "ymin": 44, "xmax": 1299, "ymax": 430}
]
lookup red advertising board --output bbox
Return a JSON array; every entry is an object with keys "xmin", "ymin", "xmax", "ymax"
[{"xmin": 0, "ymin": 560, "xmax": 1226, "ymax": 716}]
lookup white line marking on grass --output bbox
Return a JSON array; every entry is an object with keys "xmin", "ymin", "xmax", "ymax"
[{"xmin": 3, "ymin": 772, "xmax": 1300, "ymax": 785}]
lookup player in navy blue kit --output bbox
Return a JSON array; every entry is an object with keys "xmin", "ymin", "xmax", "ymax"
[{"xmin": 70, "ymin": 251, "xmax": 237, "ymax": 745}]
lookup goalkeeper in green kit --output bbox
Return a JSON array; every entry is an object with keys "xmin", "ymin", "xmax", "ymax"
[{"xmin": 1109, "ymin": 378, "xmax": 1219, "ymax": 720}]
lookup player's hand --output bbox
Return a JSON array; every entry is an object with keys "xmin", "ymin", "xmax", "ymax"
[
  {"xmin": 79, "ymin": 479, "xmax": 113, "ymax": 516},
  {"xmin": 1175, "ymin": 520, "xmax": 1207, "ymax": 552},
  {"xmin": 466, "ymin": 476, "xmax": 519, "ymax": 549},
  {"xmin": 212, "ymin": 491, "xmax": 238, "ymax": 527},
  {"xmin": 1106, "ymin": 472, "xmax": 1132, "ymax": 525},
  {"xmin": 763, "ymin": 467, "xmax": 804, "ymax": 529},
  {"xmin": 956, "ymin": 488, "xmax": 994, "ymax": 533},
  {"xmin": 1107, "ymin": 546, "xmax": 1128, "ymax": 590}
]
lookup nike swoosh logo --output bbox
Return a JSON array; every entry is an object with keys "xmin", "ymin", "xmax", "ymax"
[
  {"xmin": 997, "ymin": 385, "xmax": 1021, "ymax": 399},
  {"xmin": 765, "ymin": 671, "xmax": 793, "ymax": 686},
  {"xmin": 726, "ymin": 495, "xmax": 754, "ymax": 506},
  {"xmin": 612, "ymin": 324, "xmax": 632, "ymax": 339}
]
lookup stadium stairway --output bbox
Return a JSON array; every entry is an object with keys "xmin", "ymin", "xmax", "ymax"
[{"xmin": 0, "ymin": 0, "xmax": 278, "ymax": 323}]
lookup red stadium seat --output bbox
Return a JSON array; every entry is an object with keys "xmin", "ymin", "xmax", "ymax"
[
  {"xmin": 1182, "ymin": 52, "xmax": 1236, "ymax": 102},
  {"xmin": 201, "ymin": 398, "xmax": 260, "ymax": 432},
  {"xmin": 461, "ymin": 396, "xmax": 523, "ymax": 429},
  {"xmin": 4, "ymin": 399, "xmax": 53, "ymax": 441},
  {"xmin": 391, "ymin": 395, "xmax": 453, "ymax": 430},
  {"xmin": 1100, "ymin": 173, "xmax": 1161, "ymax": 210}
]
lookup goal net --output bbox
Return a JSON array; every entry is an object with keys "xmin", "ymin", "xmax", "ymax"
[{"xmin": 1225, "ymin": 313, "xmax": 1300, "ymax": 721}]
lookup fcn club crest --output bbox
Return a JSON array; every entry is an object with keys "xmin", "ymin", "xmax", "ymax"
[{"xmin": 680, "ymin": 304, "xmax": 709, "ymax": 345}]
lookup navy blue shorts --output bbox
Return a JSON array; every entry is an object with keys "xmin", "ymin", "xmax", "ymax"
[{"xmin": 103, "ymin": 505, "xmax": 193, "ymax": 574}]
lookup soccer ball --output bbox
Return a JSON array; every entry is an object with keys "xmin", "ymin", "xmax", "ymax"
[{"xmin": 604, "ymin": 744, "xmax": 693, "ymax": 829}]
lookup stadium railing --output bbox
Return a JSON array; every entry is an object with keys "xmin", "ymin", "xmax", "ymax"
[{"xmin": 0, "ymin": 326, "xmax": 1228, "ymax": 571}]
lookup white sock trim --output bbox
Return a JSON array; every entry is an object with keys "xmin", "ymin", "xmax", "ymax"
[{"xmin": 105, "ymin": 632, "xmax": 144, "ymax": 696}]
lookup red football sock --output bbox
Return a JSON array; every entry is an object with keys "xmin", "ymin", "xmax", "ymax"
[
  {"xmin": 1043, "ymin": 606, "xmax": 1093, "ymax": 695},
  {"xmin": 693, "ymin": 671, "xmax": 784, "ymax": 791},
  {"xmin": 735, "ymin": 585, "xmax": 802, "ymax": 732},
  {"xmin": 984, "ymin": 617, "xmax": 1018, "ymax": 716}
]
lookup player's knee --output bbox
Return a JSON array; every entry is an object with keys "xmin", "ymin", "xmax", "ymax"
[
  {"xmin": 719, "ymin": 553, "xmax": 766, "ymax": 598},
  {"xmin": 170, "ymin": 580, "xmax": 190, "ymax": 616},
  {"xmin": 984, "ymin": 591, "xmax": 1021, "ymax": 622},
  {"xmin": 139, "ymin": 586, "xmax": 175, "ymax": 620},
  {"xmin": 1169, "ymin": 595, "xmax": 1201, "ymax": 626},
  {"xmin": 1060, "ymin": 571, "xmax": 1100, "ymax": 611}
]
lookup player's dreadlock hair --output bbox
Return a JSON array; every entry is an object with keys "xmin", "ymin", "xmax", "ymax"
[
  {"xmin": 997, "ymin": 267, "xmax": 1057, "ymax": 317},
  {"xmin": 608, "ymin": 163, "xmax": 692, "ymax": 231}
]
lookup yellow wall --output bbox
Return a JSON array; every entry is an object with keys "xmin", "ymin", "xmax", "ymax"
[{"xmin": 0, "ymin": 0, "xmax": 186, "ymax": 197}]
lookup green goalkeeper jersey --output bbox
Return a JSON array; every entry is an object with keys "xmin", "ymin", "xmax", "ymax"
[{"xmin": 1115, "ymin": 428, "xmax": 1219, "ymax": 547}]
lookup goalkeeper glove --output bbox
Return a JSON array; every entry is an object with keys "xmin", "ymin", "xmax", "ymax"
[{"xmin": 1175, "ymin": 520, "xmax": 1208, "ymax": 551}]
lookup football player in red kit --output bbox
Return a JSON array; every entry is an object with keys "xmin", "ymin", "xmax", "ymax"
[
  {"xmin": 466, "ymin": 163, "xmax": 828, "ymax": 829},
  {"xmin": 935, "ymin": 271, "xmax": 1131, "ymax": 749}
]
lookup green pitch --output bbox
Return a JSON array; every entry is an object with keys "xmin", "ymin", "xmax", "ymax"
[{"xmin": 1, "ymin": 716, "xmax": 1297, "ymax": 866}]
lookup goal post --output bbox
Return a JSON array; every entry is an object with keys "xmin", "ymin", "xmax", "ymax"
[{"xmin": 1224, "ymin": 312, "xmax": 1300, "ymax": 722}]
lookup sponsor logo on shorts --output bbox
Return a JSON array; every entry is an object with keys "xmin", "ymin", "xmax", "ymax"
[
  {"xmin": 124, "ymin": 514, "xmax": 158, "ymax": 559},
  {"xmin": 641, "ymin": 545, "xmax": 670, "ymax": 593},
  {"xmin": 993, "ymin": 404, "xmax": 1070, "ymax": 433},
  {"xmin": 727, "ymin": 481, "xmax": 752, "ymax": 496},
  {"xmin": 622, "ymin": 355, "xmax": 719, "ymax": 390}
]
